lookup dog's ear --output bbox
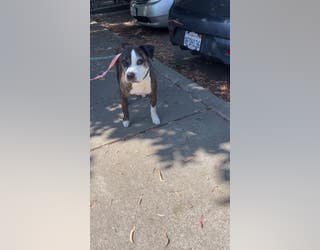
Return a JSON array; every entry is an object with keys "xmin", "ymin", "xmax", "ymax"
[{"xmin": 139, "ymin": 44, "xmax": 155, "ymax": 59}]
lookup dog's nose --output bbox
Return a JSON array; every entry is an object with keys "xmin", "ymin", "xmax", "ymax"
[{"xmin": 127, "ymin": 72, "xmax": 135, "ymax": 81}]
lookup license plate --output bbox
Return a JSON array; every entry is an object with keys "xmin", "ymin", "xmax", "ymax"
[
  {"xmin": 130, "ymin": 7, "xmax": 138, "ymax": 17},
  {"xmin": 183, "ymin": 31, "xmax": 202, "ymax": 51}
]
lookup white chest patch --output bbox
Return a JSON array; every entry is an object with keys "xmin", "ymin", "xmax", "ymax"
[{"xmin": 129, "ymin": 75, "xmax": 152, "ymax": 96}]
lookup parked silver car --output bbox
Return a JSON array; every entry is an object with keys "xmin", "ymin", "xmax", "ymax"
[{"xmin": 130, "ymin": 0, "xmax": 174, "ymax": 28}]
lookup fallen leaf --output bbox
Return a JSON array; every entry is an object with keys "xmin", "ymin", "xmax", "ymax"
[
  {"xmin": 138, "ymin": 195, "xmax": 143, "ymax": 205},
  {"xmin": 176, "ymin": 192, "xmax": 182, "ymax": 197},
  {"xmin": 165, "ymin": 232, "xmax": 170, "ymax": 247},
  {"xmin": 169, "ymin": 190, "xmax": 182, "ymax": 197},
  {"xmin": 158, "ymin": 169, "xmax": 165, "ymax": 182},
  {"xmin": 183, "ymin": 156, "xmax": 195, "ymax": 163},
  {"xmin": 187, "ymin": 203, "xmax": 194, "ymax": 209},
  {"xmin": 130, "ymin": 226, "xmax": 136, "ymax": 244},
  {"xmin": 90, "ymin": 200, "xmax": 97, "ymax": 208},
  {"xmin": 199, "ymin": 215, "xmax": 204, "ymax": 229},
  {"xmin": 211, "ymin": 186, "xmax": 219, "ymax": 192}
]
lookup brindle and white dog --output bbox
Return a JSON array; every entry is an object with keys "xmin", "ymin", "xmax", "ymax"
[{"xmin": 116, "ymin": 44, "xmax": 160, "ymax": 127}]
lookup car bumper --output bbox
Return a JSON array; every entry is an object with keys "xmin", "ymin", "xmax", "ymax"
[
  {"xmin": 168, "ymin": 20, "xmax": 230, "ymax": 65},
  {"xmin": 130, "ymin": 0, "xmax": 172, "ymax": 27},
  {"xmin": 133, "ymin": 15, "xmax": 168, "ymax": 28}
]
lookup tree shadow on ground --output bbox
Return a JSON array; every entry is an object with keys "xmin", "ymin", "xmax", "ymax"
[{"xmin": 90, "ymin": 68, "xmax": 230, "ymax": 206}]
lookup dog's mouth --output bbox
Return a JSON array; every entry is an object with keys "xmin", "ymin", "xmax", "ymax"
[
  {"xmin": 130, "ymin": 78, "xmax": 139, "ymax": 83},
  {"xmin": 126, "ymin": 78, "xmax": 139, "ymax": 83}
]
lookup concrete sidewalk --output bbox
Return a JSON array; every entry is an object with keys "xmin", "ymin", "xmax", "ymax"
[{"xmin": 90, "ymin": 27, "xmax": 230, "ymax": 250}]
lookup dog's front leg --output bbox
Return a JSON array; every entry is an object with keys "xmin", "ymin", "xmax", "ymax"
[
  {"xmin": 121, "ymin": 95, "xmax": 130, "ymax": 127},
  {"xmin": 149, "ymin": 93, "xmax": 160, "ymax": 125}
]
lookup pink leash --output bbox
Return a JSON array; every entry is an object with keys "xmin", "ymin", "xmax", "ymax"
[{"xmin": 90, "ymin": 53, "xmax": 121, "ymax": 81}]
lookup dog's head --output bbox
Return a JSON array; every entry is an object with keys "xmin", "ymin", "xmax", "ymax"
[{"xmin": 118, "ymin": 44, "xmax": 154, "ymax": 83}]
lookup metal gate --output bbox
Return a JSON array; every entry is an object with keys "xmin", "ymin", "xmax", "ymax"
[{"xmin": 90, "ymin": 0, "xmax": 130, "ymax": 14}]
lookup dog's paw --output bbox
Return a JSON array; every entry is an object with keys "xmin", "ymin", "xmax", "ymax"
[
  {"xmin": 122, "ymin": 120, "xmax": 130, "ymax": 128},
  {"xmin": 152, "ymin": 115, "xmax": 160, "ymax": 125}
]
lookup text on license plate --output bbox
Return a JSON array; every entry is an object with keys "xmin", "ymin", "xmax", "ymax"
[{"xmin": 183, "ymin": 31, "xmax": 202, "ymax": 51}]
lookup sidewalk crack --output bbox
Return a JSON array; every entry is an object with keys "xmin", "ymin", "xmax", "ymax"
[{"xmin": 90, "ymin": 108, "xmax": 210, "ymax": 152}]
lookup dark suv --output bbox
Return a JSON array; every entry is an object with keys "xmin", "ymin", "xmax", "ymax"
[{"xmin": 168, "ymin": 0, "xmax": 230, "ymax": 64}]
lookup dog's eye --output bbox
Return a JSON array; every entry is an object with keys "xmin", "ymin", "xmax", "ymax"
[
  {"xmin": 122, "ymin": 60, "xmax": 129, "ymax": 67},
  {"xmin": 137, "ymin": 59, "xmax": 144, "ymax": 65}
]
